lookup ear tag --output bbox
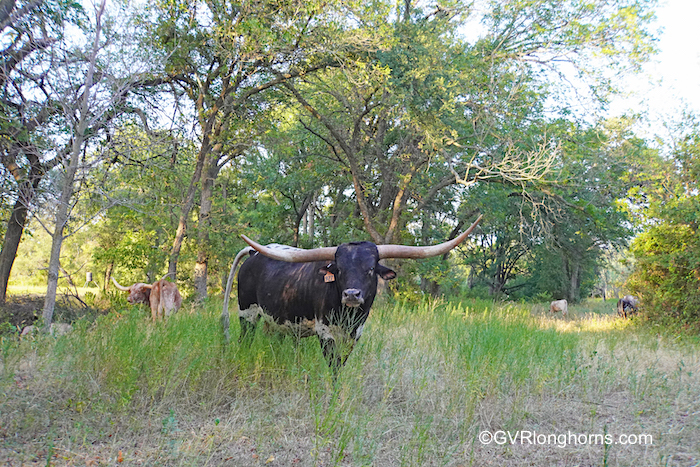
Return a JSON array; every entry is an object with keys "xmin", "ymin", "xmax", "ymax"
[{"xmin": 324, "ymin": 271, "xmax": 335, "ymax": 283}]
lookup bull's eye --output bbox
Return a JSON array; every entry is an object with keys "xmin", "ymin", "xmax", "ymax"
[{"xmin": 368, "ymin": 267, "xmax": 375, "ymax": 276}]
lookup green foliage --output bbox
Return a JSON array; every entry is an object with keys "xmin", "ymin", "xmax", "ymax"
[
  {"xmin": 436, "ymin": 304, "xmax": 581, "ymax": 390},
  {"xmin": 1, "ymin": 0, "xmax": 664, "ymax": 313},
  {"xmin": 484, "ymin": 0, "xmax": 658, "ymax": 110},
  {"xmin": 628, "ymin": 118, "xmax": 700, "ymax": 323},
  {"xmin": 455, "ymin": 117, "xmax": 646, "ymax": 303},
  {"xmin": 0, "ymin": 321, "xmax": 17, "ymax": 337},
  {"xmin": 49, "ymin": 297, "xmax": 590, "ymax": 409},
  {"xmin": 10, "ymin": 222, "xmax": 98, "ymax": 287},
  {"xmin": 89, "ymin": 127, "xmax": 195, "ymax": 285},
  {"xmin": 629, "ymin": 223, "xmax": 700, "ymax": 322}
]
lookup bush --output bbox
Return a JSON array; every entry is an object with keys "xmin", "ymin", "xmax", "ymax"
[{"xmin": 628, "ymin": 222, "xmax": 700, "ymax": 323}]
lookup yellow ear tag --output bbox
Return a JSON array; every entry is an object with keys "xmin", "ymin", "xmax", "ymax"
[{"xmin": 324, "ymin": 271, "xmax": 335, "ymax": 283}]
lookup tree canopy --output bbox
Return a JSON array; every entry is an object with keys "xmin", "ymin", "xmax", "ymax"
[{"xmin": 5, "ymin": 0, "xmax": 699, "ymax": 326}]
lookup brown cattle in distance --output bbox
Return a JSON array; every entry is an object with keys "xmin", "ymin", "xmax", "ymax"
[{"xmin": 112, "ymin": 274, "xmax": 182, "ymax": 321}]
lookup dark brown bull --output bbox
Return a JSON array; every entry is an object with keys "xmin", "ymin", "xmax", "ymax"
[
  {"xmin": 222, "ymin": 215, "xmax": 482, "ymax": 372},
  {"xmin": 112, "ymin": 274, "xmax": 182, "ymax": 321}
]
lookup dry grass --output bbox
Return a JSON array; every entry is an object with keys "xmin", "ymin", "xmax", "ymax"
[{"xmin": 1, "ymin": 298, "xmax": 698, "ymax": 466}]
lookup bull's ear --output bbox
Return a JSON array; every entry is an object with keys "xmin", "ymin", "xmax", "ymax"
[
  {"xmin": 319, "ymin": 262, "xmax": 337, "ymax": 274},
  {"xmin": 377, "ymin": 264, "xmax": 396, "ymax": 280}
]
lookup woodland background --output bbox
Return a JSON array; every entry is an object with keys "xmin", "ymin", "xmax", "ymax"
[{"xmin": 1, "ymin": 0, "xmax": 698, "ymax": 327}]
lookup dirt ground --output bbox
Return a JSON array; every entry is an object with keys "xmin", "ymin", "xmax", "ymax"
[
  {"xmin": 0, "ymin": 294, "xmax": 106, "ymax": 333},
  {"xmin": 0, "ymin": 295, "xmax": 43, "ymax": 330}
]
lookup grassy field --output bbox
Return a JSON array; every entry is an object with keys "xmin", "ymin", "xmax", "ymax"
[
  {"xmin": 5, "ymin": 284, "xmax": 102, "ymax": 297},
  {"xmin": 1, "ymin": 297, "xmax": 698, "ymax": 466}
]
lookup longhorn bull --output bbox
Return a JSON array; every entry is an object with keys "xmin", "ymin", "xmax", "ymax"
[
  {"xmin": 222, "ymin": 215, "xmax": 482, "ymax": 371},
  {"xmin": 112, "ymin": 274, "xmax": 182, "ymax": 321}
]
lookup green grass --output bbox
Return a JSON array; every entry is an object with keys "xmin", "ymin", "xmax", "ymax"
[
  {"xmin": 6, "ymin": 284, "xmax": 102, "ymax": 296},
  {"xmin": 1, "ymin": 298, "xmax": 698, "ymax": 466}
]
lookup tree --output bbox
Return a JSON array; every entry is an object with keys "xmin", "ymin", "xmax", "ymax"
[
  {"xmin": 41, "ymin": 0, "xmax": 157, "ymax": 327},
  {"xmin": 459, "ymin": 184, "xmax": 535, "ymax": 298},
  {"xmin": 539, "ymin": 118, "xmax": 653, "ymax": 302},
  {"xmin": 281, "ymin": 0, "xmax": 658, "ymax": 254},
  {"xmin": 0, "ymin": 0, "xmax": 81, "ymax": 303},
  {"xmin": 628, "ymin": 115, "xmax": 700, "ymax": 322},
  {"xmin": 137, "ymin": 0, "xmax": 350, "ymax": 300},
  {"xmin": 454, "ymin": 117, "xmax": 653, "ymax": 302},
  {"xmin": 90, "ymin": 126, "xmax": 193, "ymax": 289}
]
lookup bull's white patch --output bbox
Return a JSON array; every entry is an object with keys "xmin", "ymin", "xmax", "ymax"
[
  {"xmin": 238, "ymin": 305, "xmax": 316, "ymax": 338},
  {"xmin": 315, "ymin": 320, "xmax": 356, "ymax": 361},
  {"xmin": 239, "ymin": 304, "xmax": 264, "ymax": 324},
  {"xmin": 238, "ymin": 306, "xmax": 358, "ymax": 346},
  {"xmin": 266, "ymin": 243, "xmax": 304, "ymax": 251},
  {"xmin": 314, "ymin": 320, "xmax": 335, "ymax": 341}
]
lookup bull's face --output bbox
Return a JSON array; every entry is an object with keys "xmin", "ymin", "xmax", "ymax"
[
  {"xmin": 320, "ymin": 242, "xmax": 396, "ymax": 308},
  {"xmin": 127, "ymin": 284, "xmax": 151, "ymax": 305}
]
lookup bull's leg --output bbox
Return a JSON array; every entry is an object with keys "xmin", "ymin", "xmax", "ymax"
[
  {"xmin": 150, "ymin": 302, "xmax": 159, "ymax": 322},
  {"xmin": 318, "ymin": 336, "xmax": 344, "ymax": 377},
  {"xmin": 315, "ymin": 320, "xmax": 356, "ymax": 379},
  {"xmin": 238, "ymin": 316, "xmax": 257, "ymax": 344},
  {"xmin": 237, "ymin": 305, "xmax": 262, "ymax": 344},
  {"xmin": 150, "ymin": 283, "xmax": 162, "ymax": 321}
]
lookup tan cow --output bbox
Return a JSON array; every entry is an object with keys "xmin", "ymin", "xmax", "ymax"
[
  {"xmin": 550, "ymin": 299, "xmax": 568, "ymax": 316},
  {"xmin": 112, "ymin": 274, "xmax": 182, "ymax": 321}
]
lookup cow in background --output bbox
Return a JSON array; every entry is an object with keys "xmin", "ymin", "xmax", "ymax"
[
  {"xmin": 550, "ymin": 299, "xmax": 568, "ymax": 316},
  {"xmin": 112, "ymin": 274, "xmax": 182, "ymax": 321},
  {"xmin": 617, "ymin": 295, "xmax": 638, "ymax": 318}
]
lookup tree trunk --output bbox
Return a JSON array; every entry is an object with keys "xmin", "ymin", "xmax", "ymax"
[
  {"xmin": 104, "ymin": 262, "xmax": 113, "ymax": 291},
  {"xmin": 307, "ymin": 198, "xmax": 315, "ymax": 243},
  {"xmin": 0, "ymin": 192, "xmax": 30, "ymax": 303},
  {"xmin": 302, "ymin": 204, "xmax": 308, "ymax": 238},
  {"xmin": 168, "ymin": 141, "xmax": 210, "ymax": 280},
  {"xmin": 0, "ymin": 150, "xmax": 46, "ymax": 303},
  {"xmin": 42, "ymin": 231, "xmax": 63, "ymax": 328},
  {"xmin": 193, "ymin": 155, "xmax": 218, "ymax": 301},
  {"xmin": 42, "ymin": 138, "xmax": 82, "ymax": 329},
  {"xmin": 566, "ymin": 259, "xmax": 580, "ymax": 303},
  {"xmin": 42, "ymin": 0, "xmax": 105, "ymax": 330}
]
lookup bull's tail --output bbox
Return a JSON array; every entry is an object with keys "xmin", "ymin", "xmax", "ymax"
[{"xmin": 222, "ymin": 246, "xmax": 255, "ymax": 343}]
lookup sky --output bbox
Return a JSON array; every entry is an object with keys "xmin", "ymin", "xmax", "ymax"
[
  {"xmin": 608, "ymin": 0, "xmax": 700, "ymax": 120},
  {"xmin": 458, "ymin": 0, "xmax": 700, "ymax": 130}
]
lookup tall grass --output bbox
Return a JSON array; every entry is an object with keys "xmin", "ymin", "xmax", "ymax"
[{"xmin": 1, "ymin": 298, "xmax": 699, "ymax": 466}]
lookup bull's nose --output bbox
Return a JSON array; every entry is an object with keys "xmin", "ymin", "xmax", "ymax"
[{"xmin": 342, "ymin": 288, "xmax": 364, "ymax": 306}]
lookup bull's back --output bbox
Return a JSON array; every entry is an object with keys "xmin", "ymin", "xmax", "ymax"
[{"xmin": 238, "ymin": 255, "xmax": 338, "ymax": 322}]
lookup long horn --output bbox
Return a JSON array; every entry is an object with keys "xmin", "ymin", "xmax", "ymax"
[
  {"xmin": 241, "ymin": 235, "xmax": 337, "ymax": 263},
  {"xmin": 111, "ymin": 276, "xmax": 131, "ymax": 291},
  {"xmin": 377, "ymin": 214, "xmax": 483, "ymax": 259}
]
